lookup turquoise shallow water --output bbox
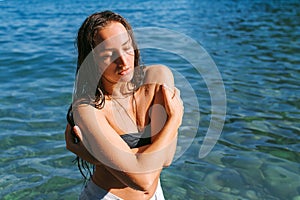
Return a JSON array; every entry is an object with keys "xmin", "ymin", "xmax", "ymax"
[{"xmin": 1, "ymin": 0, "xmax": 300, "ymax": 199}]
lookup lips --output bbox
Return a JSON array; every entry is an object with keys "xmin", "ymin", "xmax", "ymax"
[{"xmin": 118, "ymin": 68, "xmax": 131, "ymax": 75}]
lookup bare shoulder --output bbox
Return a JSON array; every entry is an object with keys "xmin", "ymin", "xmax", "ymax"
[{"xmin": 143, "ymin": 64, "xmax": 174, "ymax": 88}]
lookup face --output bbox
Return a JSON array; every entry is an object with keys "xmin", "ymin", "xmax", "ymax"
[{"xmin": 93, "ymin": 22, "xmax": 135, "ymax": 84}]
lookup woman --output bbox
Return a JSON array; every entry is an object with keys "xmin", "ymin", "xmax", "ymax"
[{"xmin": 65, "ymin": 10, "xmax": 183, "ymax": 200}]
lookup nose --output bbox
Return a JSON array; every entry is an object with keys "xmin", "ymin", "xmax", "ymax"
[{"xmin": 115, "ymin": 51, "xmax": 127, "ymax": 67}]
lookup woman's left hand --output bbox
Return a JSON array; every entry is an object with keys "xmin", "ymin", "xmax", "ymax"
[{"xmin": 161, "ymin": 85, "xmax": 184, "ymax": 126}]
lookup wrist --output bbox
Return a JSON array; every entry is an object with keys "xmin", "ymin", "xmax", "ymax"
[{"xmin": 167, "ymin": 115, "xmax": 182, "ymax": 127}]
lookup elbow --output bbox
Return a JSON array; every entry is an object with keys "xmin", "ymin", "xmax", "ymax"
[
  {"xmin": 131, "ymin": 175, "xmax": 156, "ymax": 191},
  {"xmin": 163, "ymin": 159, "xmax": 173, "ymax": 168},
  {"xmin": 105, "ymin": 166, "xmax": 159, "ymax": 191},
  {"xmin": 136, "ymin": 182, "xmax": 153, "ymax": 192},
  {"xmin": 128, "ymin": 171, "xmax": 160, "ymax": 191},
  {"xmin": 162, "ymin": 152, "xmax": 175, "ymax": 168}
]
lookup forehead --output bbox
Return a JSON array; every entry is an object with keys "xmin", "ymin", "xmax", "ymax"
[{"xmin": 94, "ymin": 22, "xmax": 129, "ymax": 49}]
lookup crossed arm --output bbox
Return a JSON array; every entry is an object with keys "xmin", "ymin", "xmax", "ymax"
[{"xmin": 65, "ymin": 65, "xmax": 183, "ymax": 191}]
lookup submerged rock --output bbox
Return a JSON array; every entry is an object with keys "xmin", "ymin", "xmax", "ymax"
[{"xmin": 261, "ymin": 164, "xmax": 300, "ymax": 198}]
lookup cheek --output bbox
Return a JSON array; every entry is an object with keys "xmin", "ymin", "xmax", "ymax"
[
  {"xmin": 128, "ymin": 54, "xmax": 135, "ymax": 66},
  {"xmin": 103, "ymin": 64, "xmax": 116, "ymax": 75},
  {"xmin": 98, "ymin": 64, "xmax": 113, "ymax": 80}
]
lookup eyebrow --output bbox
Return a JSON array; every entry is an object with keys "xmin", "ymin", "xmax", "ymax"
[
  {"xmin": 122, "ymin": 39, "xmax": 131, "ymax": 46},
  {"xmin": 102, "ymin": 39, "xmax": 131, "ymax": 51}
]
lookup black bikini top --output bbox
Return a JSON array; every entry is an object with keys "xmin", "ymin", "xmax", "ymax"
[
  {"xmin": 66, "ymin": 105, "xmax": 151, "ymax": 148},
  {"xmin": 120, "ymin": 127, "xmax": 152, "ymax": 148}
]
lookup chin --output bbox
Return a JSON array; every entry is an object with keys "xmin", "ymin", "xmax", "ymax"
[{"xmin": 120, "ymin": 71, "xmax": 134, "ymax": 82}]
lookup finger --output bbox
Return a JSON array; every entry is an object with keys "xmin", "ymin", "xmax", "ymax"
[
  {"xmin": 170, "ymin": 87, "xmax": 180, "ymax": 100},
  {"xmin": 171, "ymin": 87, "xmax": 179, "ymax": 99},
  {"xmin": 162, "ymin": 84, "xmax": 174, "ymax": 91},
  {"xmin": 73, "ymin": 125, "xmax": 83, "ymax": 141},
  {"xmin": 65, "ymin": 124, "xmax": 75, "ymax": 151},
  {"xmin": 171, "ymin": 88, "xmax": 184, "ymax": 111},
  {"xmin": 64, "ymin": 124, "xmax": 72, "ymax": 142},
  {"xmin": 65, "ymin": 123, "xmax": 71, "ymax": 133},
  {"xmin": 161, "ymin": 84, "xmax": 173, "ymax": 100},
  {"xmin": 162, "ymin": 86, "xmax": 174, "ymax": 108},
  {"xmin": 174, "ymin": 87, "xmax": 180, "ymax": 97}
]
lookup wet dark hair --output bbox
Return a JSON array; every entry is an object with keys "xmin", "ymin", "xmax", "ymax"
[
  {"xmin": 76, "ymin": 10, "xmax": 143, "ymax": 109},
  {"xmin": 67, "ymin": 10, "xmax": 144, "ymax": 180}
]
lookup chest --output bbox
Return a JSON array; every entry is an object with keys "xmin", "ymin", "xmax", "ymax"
[{"xmin": 104, "ymin": 84, "xmax": 158, "ymax": 135}]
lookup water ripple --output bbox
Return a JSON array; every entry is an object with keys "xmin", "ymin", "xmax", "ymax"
[{"xmin": 1, "ymin": 0, "xmax": 300, "ymax": 199}]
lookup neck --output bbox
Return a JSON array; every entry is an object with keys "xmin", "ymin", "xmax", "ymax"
[{"xmin": 102, "ymin": 77, "xmax": 134, "ymax": 99}]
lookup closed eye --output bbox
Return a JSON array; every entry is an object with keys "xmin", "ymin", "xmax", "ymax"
[{"xmin": 99, "ymin": 52, "xmax": 113, "ymax": 59}]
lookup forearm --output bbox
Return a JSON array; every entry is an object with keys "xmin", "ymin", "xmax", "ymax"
[
  {"xmin": 107, "ymin": 119, "xmax": 178, "ymax": 190},
  {"xmin": 139, "ymin": 117, "xmax": 179, "ymax": 156},
  {"xmin": 132, "ymin": 130, "xmax": 177, "ymax": 168},
  {"xmin": 103, "ymin": 164, "xmax": 162, "ymax": 191},
  {"xmin": 76, "ymin": 145, "xmax": 100, "ymax": 165},
  {"xmin": 74, "ymin": 104, "xmax": 181, "ymax": 190}
]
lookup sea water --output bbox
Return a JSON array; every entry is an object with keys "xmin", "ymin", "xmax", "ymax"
[{"xmin": 0, "ymin": 0, "xmax": 299, "ymax": 199}]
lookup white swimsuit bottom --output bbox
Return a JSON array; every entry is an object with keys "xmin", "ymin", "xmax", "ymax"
[{"xmin": 79, "ymin": 179, "xmax": 165, "ymax": 200}]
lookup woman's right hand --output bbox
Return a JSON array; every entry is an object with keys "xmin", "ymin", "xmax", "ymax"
[
  {"xmin": 161, "ymin": 85, "xmax": 184, "ymax": 126},
  {"xmin": 65, "ymin": 124, "xmax": 81, "ymax": 154},
  {"xmin": 65, "ymin": 124, "xmax": 100, "ymax": 165}
]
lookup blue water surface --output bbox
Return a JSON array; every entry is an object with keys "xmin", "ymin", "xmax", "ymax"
[{"xmin": 0, "ymin": 0, "xmax": 299, "ymax": 199}]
